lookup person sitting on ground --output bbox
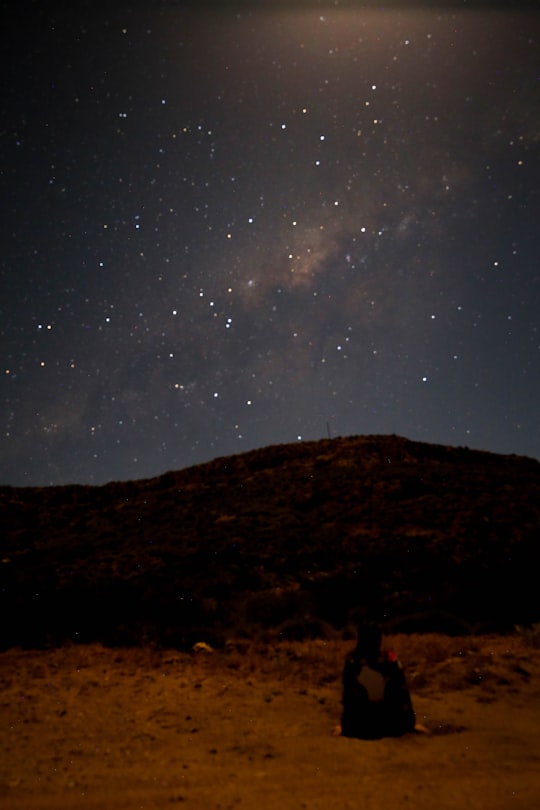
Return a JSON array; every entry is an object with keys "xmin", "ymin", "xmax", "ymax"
[{"xmin": 340, "ymin": 621, "xmax": 417, "ymax": 739}]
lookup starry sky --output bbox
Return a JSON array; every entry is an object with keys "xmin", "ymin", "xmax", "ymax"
[{"xmin": 1, "ymin": 2, "xmax": 539, "ymax": 487}]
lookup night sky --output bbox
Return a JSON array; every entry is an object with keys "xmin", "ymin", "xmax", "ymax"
[{"xmin": 2, "ymin": 2, "xmax": 539, "ymax": 487}]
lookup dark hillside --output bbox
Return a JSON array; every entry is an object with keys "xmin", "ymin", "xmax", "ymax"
[{"xmin": 1, "ymin": 435, "xmax": 539, "ymax": 649}]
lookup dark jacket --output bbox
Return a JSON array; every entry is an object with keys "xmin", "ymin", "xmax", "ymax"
[{"xmin": 341, "ymin": 647, "xmax": 416, "ymax": 739}]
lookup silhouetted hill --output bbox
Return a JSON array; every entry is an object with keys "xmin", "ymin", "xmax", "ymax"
[{"xmin": 1, "ymin": 435, "xmax": 539, "ymax": 649}]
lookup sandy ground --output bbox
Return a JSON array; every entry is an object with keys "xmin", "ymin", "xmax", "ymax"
[{"xmin": 1, "ymin": 635, "xmax": 539, "ymax": 809}]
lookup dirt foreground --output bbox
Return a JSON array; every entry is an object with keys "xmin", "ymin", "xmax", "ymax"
[{"xmin": 1, "ymin": 634, "xmax": 539, "ymax": 809}]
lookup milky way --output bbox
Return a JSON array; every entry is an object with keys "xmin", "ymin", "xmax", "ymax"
[{"xmin": 1, "ymin": 4, "xmax": 539, "ymax": 486}]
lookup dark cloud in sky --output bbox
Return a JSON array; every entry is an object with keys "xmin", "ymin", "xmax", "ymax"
[{"xmin": 1, "ymin": 3, "xmax": 539, "ymax": 485}]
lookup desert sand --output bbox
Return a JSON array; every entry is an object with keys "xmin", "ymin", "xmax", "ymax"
[{"xmin": 1, "ymin": 633, "xmax": 539, "ymax": 809}]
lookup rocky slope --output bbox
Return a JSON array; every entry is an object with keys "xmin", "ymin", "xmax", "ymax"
[{"xmin": 1, "ymin": 435, "xmax": 539, "ymax": 648}]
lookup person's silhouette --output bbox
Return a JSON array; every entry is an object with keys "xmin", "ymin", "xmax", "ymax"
[{"xmin": 340, "ymin": 622, "xmax": 416, "ymax": 739}]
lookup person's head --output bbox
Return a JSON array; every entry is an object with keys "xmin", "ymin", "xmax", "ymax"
[{"xmin": 355, "ymin": 621, "xmax": 382, "ymax": 658}]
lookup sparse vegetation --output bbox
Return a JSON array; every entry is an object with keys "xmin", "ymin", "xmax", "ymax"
[
  {"xmin": 1, "ymin": 435, "xmax": 539, "ymax": 650},
  {"xmin": 515, "ymin": 623, "xmax": 540, "ymax": 649}
]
